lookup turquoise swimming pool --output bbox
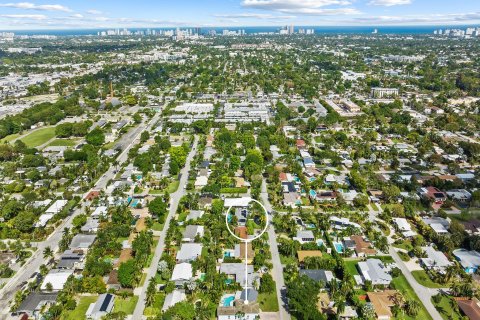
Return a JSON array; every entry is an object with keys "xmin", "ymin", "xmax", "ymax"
[
  {"xmin": 222, "ymin": 296, "xmax": 235, "ymax": 307},
  {"xmin": 334, "ymin": 242, "xmax": 344, "ymax": 253}
]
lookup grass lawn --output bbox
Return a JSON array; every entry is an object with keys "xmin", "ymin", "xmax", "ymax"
[
  {"xmin": 139, "ymin": 273, "xmax": 147, "ymax": 287},
  {"xmin": 258, "ymin": 290, "xmax": 279, "ymax": 312},
  {"xmin": 432, "ymin": 295, "xmax": 463, "ymax": 320},
  {"xmin": 391, "ymin": 275, "xmax": 433, "ymax": 320},
  {"xmin": 0, "ymin": 133, "xmax": 20, "ymax": 143},
  {"xmin": 370, "ymin": 202, "xmax": 379, "ymax": 211},
  {"xmin": 393, "ymin": 240, "xmax": 413, "ymax": 252},
  {"xmin": 149, "ymin": 189, "xmax": 163, "ymax": 195},
  {"xmin": 151, "ymin": 221, "xmax": 164, "ymax": 231},
  {"xmin": 371, "ymin": 255, "xmax": 394, "ymax": 263},
  {"xmin": 167, "ymin": 180, "xmax": 180, "ymax": 193},
  {"xmin": 177, "ymin": 210, "xmax": 188, "ymax": 222},
  {"xmin": 411, "ymin": 270, "xmax": 448, "ymax": 289},
  {"xmin": 19, "ymin": 126, "xmax": 56, "ymax": 147},
  {"xmin": 344, "ymin": 260, "xmax": 360, "ymax": 276},
  {"xmin": 49, "ymin": 138, "xmax": 78, "ymax": 147},
  {"xmin": 398, "ymin": 251, "xmax": 410, "ymax": 262},
  {"xmin": 280, "ymin": 254, "xmax": 297, "ymax": 265},
  {"xmin": 113, "ymin": 296, "xmax": 139, "ymax": 315},
  {"xmin": 62, "ymin": 295, "xmax": 98, "ymax": 320},
  {"xmin": 144, "ymin": 293, "xmax": 165, "ymax": 316}
]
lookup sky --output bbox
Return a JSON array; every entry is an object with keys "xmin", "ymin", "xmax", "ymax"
[{"xmin": 0, "ymin": 0, "xmax": 479, "ymax": 30}]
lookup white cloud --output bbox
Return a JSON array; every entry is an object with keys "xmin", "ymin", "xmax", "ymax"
[
  {"xmin": 214, "ymin": 13, "xmax": 296, "ymax": 20},
  {"xmin": 368, "ymin": 0, "xmax": 412, "ymax": 6},
  {"xmin": 349, "ymin": 11, "xmax": 480, "ymax": 24},
  {"xmin": 0, "ymin": 2, "xmax": 71, "ymax": 12},
  {"xmin": 87, "ymin": 9, "xmax": 102, "ymax": 15},
  {"xmin": 241, "ymin": 0, "xmax": 359, "ymax": 15},
  {"xmin": 71, "ymin": 13, "xmax": 83, "ymax": 19},
  {"xmin": 0, "ymin": 14, "xmax": 47, "ymax": 19}
]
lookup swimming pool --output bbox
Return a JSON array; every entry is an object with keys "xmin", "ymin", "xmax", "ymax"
[
  {"xmin": 334, "ymin": 242, "xmax": 344, "ymax": 253},
  {"xmin": 222, "ymin": 295, "xmax": 235, "ymax": 307},
  {"xmin": 316, "ymin": 239, "xmax": 324, "ymax": 247},
  {"xmin": 224, "ymin": 251, "xmax": 231, "ymax": 258}
]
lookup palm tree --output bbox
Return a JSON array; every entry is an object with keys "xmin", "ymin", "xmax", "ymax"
[
  {"xmin": 43, "ymin": 246, "xmax": 54, "ymax": 260},
  {"xmin": 404, "ymin": 300, "xmax": 420, "ymax": 317},
  {"xmin": 145, "ymin": 277, "xmax": 156, "ymax": 307}
]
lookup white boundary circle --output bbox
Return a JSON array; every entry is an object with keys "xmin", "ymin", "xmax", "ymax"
[{"xmin": 224, "ymin": 198, "xmax": 269, "ymax": 242}]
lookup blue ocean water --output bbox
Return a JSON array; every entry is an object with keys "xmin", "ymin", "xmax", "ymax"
[{"xmin": 2, "ymin": 25, "xmax": 478, "ymax": 36}]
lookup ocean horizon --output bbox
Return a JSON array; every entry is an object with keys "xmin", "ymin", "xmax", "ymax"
[{"xmin": 2, "ymin": 25, "xmax": 479, "ymax": 36}]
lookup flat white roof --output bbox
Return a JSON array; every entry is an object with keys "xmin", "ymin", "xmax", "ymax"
[
  {"xmin": 41, "ymin": 269, "xmax": 74, "ymax": 291},
  {"xmin": 224, "ymin": 197, "xmax": 252, "ymax": 208},
  {"xmin": 45, "ymin": 200, "xmax": 68, "ymax": 214}
]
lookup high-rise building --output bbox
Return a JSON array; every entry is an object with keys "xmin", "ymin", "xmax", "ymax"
[{"xmin": 289, "ymin": 24, "xmax": 294, "ymax": 35}]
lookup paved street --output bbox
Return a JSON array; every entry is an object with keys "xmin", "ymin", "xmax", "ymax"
[
  {"xmin": 389, "ymin": 247, "xmax": 442, "ymax": 320},
  {"xmin": 260, "ymin": 179, "xmax": 291, "ymax": 320},
  {"xmin": 0, "ymin": 113, "xmax": 160, "ymax": 319},
  {"xmin": 132, "ymin": 135, "xmax": 198, "ymax": 319}
]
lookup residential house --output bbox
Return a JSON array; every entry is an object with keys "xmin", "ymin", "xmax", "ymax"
[
  {"xmin": 176, "ymin": 243, "xmax": 203, "ymax": 262},
  {"xmin": 357, "ymin": 259, "xmax": 392, "ymax": 286},
  {"xmin": 367, "ymin": 290, "xmax": 398, "ymax": 320},
  {"xmin": 182, "ymin": 225, "xmax": 204, "ymax": 242},
  {"xmin": 453, "ymin": 249, "xmax": 480, "ymax": 274},
  {"xmin": 420, "ymin": 246, "xmax": 452, "ymax": 274},
  {"xmin": 219, "ymin": 263, "xmax": 258, "ymax": 287},
  {"xmin": 41, "ymin": 269, "xmax": 74, "ymax": 291},
  {"xmin": 299, "ymin": 269, "xmax": 335, "ymax": 284},
  {"xmin": 456, "ymin": 297, "xmax": 480, "ymax": 320},
  {"xmin": 85, "ymin": 293, "xmax": 115, "ymax": 320},
  {"xmin": 162, "ymin": 290, "xmax": 187, "ymax": 312},
  {"xmin": 171, "ymin": 263, "xmax": 193, "ymax": 287},
  {"xmin": 15, "ymin": 292, "xmax": 58, "ymax": 318},
  {"xmin": 293, "ymin": 230, "xmax": 315, "ymax": 244}
]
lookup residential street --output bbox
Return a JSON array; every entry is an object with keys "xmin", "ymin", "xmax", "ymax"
[
  {"xmin": 0, "ymin": 113, "xmax": 160, "ymax": 319},
  {"xmin": 260, "ymin": 179, "xmax": 291, "ymax": 320},
  {"xmin": 389, "ymin": 247, "xmax": 443, "ymax": 320},
  {"xmin": 132, "ymin": 135, "xmax": 198, "ymax": 319}
]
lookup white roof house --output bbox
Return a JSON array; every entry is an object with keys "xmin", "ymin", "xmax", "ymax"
[
  {"xmin": 171, "ymin": 263, "xmax": 193, "ymax": 286},
  {"xmin": 182, "ymin": 225, "xmax": 204, "ymax": 242},
  {"xmin": 357, "ymin": 259, "xmax": 392, "ymax": 285},
  {"xmin": 41, "ymin": 269, "xmax": 74, "ymax": 291},
  {"xmin": 85, "ymin": 293, "xmax": 115, "ymax": 320},
  {"xmin": 393, "ymin": 218, "xmax": 418, "ymax": 237},
  {"xmin": 45, "ymin": 200, "xmax": 68, "ymax": 214},
  {"xmin": 162, "ymin": 289, "xmax": 187, "ymax": 311},
  {"xmin": 421, "ymin": 246, "xmax": 452, "ymax": 273},
  {"xmin": 393, "ymin": 218, "xmax": 411, "ymax": 231},
  {"xmin": 453, "ymin": 249, "xmax": 480, "ymax": 274},
  {"xmin": 35, "ymin": 213, "xmax": 54, "ymax": 227},
  {"xmin": 224, "ymin": 197, "xmax": 252, "ymax": 208},
  {"xmin": 176, "ymin": 243, "xmax": 202, "ymax": 262},
  {"xmin": 194, "ymin": 176, "xmax": 208, "ymax": 188},
  {"xmin": 91, "ymin": 206, "xmax": 108, "ymax": 218}
]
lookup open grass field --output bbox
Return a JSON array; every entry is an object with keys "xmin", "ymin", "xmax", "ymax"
[
  {"xmin": 344, "ymin": 259, "xmax": 360, "ymax": 276},
  {"xmin": 391, "ymin": 275, "xmax": 433, "ymax": 320},
  {"xmin": 48, "ymin": 138, "xmax": 78, "ymax": 147},
  {"xmin": 431, "ymin": 295, "xmax": 463, "ymax": 320},
  {"xmin": 0, "ymin": 133, "xmax": 20, "ymax": 143},
  {"xmin": 113, "ymin": 295, "xmax": 139, "ymax": 315},
  {"xmin": 411, "ymin": 270, "xmax": 448, "ymax": 289},
  {"xmin": 19, "ymin": 126, "xmax": 55, "ymax": 147},
  {"xmin": 61, "ymin": 295, "xmax": 97, "ymax": 320},
  {"xmin": 258, "ymin": 289, "xmax": 280, "ymax": 312}
]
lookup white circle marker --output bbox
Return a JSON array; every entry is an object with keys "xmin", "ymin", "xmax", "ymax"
[{"xmin": 224, "ymin": 198, "xmax": 269, "ymax": 304}]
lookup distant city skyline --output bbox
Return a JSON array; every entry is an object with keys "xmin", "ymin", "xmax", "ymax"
[{"xmin": 0, "ymin": 0, "xmax": 479, "ymax": 30}]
